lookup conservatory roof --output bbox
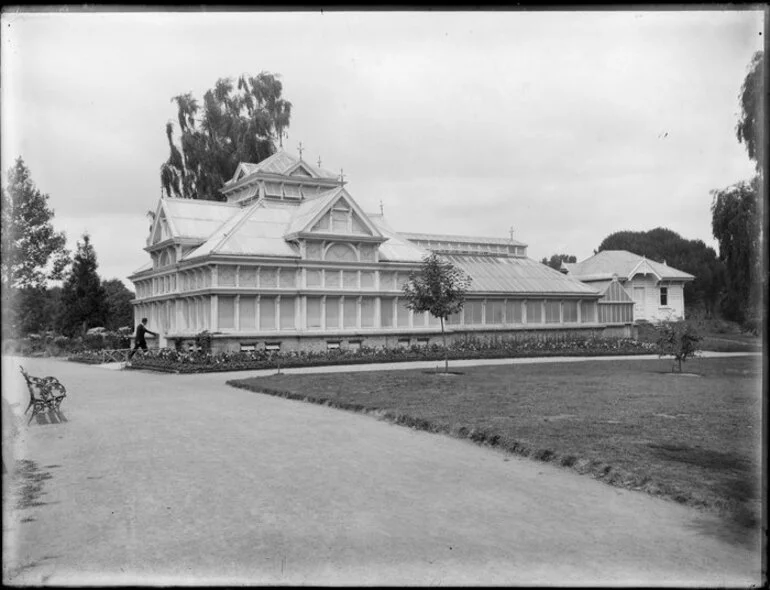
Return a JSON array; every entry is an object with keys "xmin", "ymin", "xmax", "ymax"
[{"xmin": 442, "ymin": 255, "xmax": 601, "ymax": 296}]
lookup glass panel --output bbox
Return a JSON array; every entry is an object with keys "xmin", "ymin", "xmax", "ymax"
[
  {"xmin": 332, "ymin": 211, "xmax": 348, "ymax": 232},
  {"xmin": 283, "ymin": 184, "xmax": 302, "ymax": 199},
  {"xmin": 563, "ymin": 301, "xmax": 578, "ymax": 323},
  {"xmin": 261, "ymin": 297, "xmax": 276, "ymax": 330},
  {"xmin": 381, "ymin": 298, "xmax": 394, "ymax": 328},
  {"xmin": 260, "ymin": 268, "xmax": 278, "ymax": 288},
  {"xmin": 506, "ymin": 300, "xmax": 522, "ymax": 323},
  {"xmin": 307, "ymin": 297, "xmax": 322, "ymax": 329},
  {"xmin": 360, "ymin": 271, "xmax": 375, "ymax": 289},
  {"xmin": 428, "ymin": 311, "xmax": 441, "ymax": 326},
  {"xmin": 343, "ymin": 298, "xmax": 357, "ymax": 328},
  {"xmin": 264, "ymin": 182, "xmax": 282, "ymax": 196},
  {"xmin": 361, "ymin": 298, "xmax": 375, "ymax": 328},
  {"xmin": 380, "ymin": 272, "xmax": 395, "ymax": 291},
  {"xmin": 240, "ymin": 296, "xmax": 256, "ymax": 329},
  {"xmin": 464, "ymin": 301, "xmax": 482, "ymax": 324},
  {"xmin": 545, "ymin": 301, "xmax": 560, "ymax": 323},
  {"xmin": 487, "ymin": 300, "xmax": 504, "ymax": 324},
  {"xmin": 447, "ymin": 311, "xmax": 462, "ymax": 325},
  {"xmin": 581, "ymin": 301, "xmax": 596, "ymax": 323},
  {"xmin": 526, "ymin": 301, "xmax": 543, "ymax": 324},
  {"xmin": 343, "ymin": 271, "xmax": 358, "ymax": 289},
  {"xmin": 397, "ymin": 299, "xmax": 410, "ymax": 327},
  {"xmin": 219, "ymin": 266, "xmax": 236, "ymax": 286},
  {"xmin": 306, "ymin": 269, "xmax": 322, "ymax": 287},
  {"xmin": 280, "ymin": 297, "xmax": 295, "ymax": 330},
  {"xmin": 326, "ymin": 270, "xmax": 341, "ymax": 289},
  {"xmin": 325, "ymin": 297, "xmax": 340, "ymax": 329},
  {"xmin": 239, "ymin": 267, "xmax": 257, "ymax": 288},
  {"xmin": 280, "ymin": 269, "xmax": 297, "ymax": 289}
]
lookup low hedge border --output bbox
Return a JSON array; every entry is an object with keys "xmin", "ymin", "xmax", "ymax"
[{"xmin": 226, "ymin": 378, "xmax": 755, "ymax": 527}]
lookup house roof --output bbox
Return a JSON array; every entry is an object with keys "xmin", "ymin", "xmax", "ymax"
[
  {"xmin": 441, "ymin": 255, "xmax": 601, "ymax": 295},
  {"xmin": 566, "ymin": 250, "xmax": 694, "ymax": 282},
  {"xmin": 284, "ymin": 187, "xmax": 343, "ymax": 235}
]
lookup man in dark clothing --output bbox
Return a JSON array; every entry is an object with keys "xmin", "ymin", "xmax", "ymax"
[{"xmin": 128, "ymin": 318, "xmax": 158, "ymax": 361}]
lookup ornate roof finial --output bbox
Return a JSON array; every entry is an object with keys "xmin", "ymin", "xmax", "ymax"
[
  {"xmin": 509, "ymin": 226, "xmax": 514, "ymax": 241},
  {"xmin": 298, "ymin": 141, "xmax": 304, "ymax": 160},
  {"xmin": 339, "ymin": 168, "xmax": 345, "ymax": 185},
  {"xmin": 317, "ymin": 156, "xmax": 322, "ymax": 169},
  {"xmin": 380, "ymin": 200, "xmax": 384, "ymax": 215}
]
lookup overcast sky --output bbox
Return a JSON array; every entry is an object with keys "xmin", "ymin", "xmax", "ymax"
[{"xmin": 1, "ymin": 9, "xmax": 764, "ymax": 289}]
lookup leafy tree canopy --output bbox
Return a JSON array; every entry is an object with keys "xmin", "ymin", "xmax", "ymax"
[
  {"xmin": 1, "ymin": 157, "xmax": 69, "ymax": 291},
  {"xmin": 59, "ymin": 233, "xmax": 108, "ymax": 337},
  {"xmin": 403, "ymin": 253, "xmax": 472, "ymax": 373},
  {"xmin": 160, "ymin": 72, "xmax": 292, "ymax": 201},
  {"xmin": 102, "ymin": 279, "xmax": 136, "ymax": 331},
  {"xmin": 541, "ymin": 253, "xmax": 576, "ymax": 271},
  {"xmin": 710, "ymin": 178, "xmax": 761, "ymax": 323},
  {"xmin": 736, "ymin": 51, "xmax": 764, "ymax": 171},
  {"xmin": 597, "ymin": 227, "xmax": 724, "ymax": 317}
]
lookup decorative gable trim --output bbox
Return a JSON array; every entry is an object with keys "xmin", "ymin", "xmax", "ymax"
[
  {"xmin": 291, "ymin": 188, "xmax": 384, "ymax": 240},
  {"xmin": 627, "ymin": 258, "xmax": 662, "ymax": 282},
  {"xmin": 288, "ymin": 162, "xmax": 315, "ymax": 177}
]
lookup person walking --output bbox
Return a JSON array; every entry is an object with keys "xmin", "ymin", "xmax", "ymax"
[{"xmin": 127, "ymin": 318, "xmax": 158, "ymax": 362}]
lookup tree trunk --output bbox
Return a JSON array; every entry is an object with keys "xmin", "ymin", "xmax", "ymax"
[{"xmin": 441, "ymin": 317, "xmax": 448, "ymax": 374}]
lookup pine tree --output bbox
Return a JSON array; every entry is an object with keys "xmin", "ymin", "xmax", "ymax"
[
  {"xmin": 1, "ymin": 157, "xmax": 69, "ymax": 337},
  {"xmin": 59, "ymin": 233, "xmax": 108, "ymax": 337}
]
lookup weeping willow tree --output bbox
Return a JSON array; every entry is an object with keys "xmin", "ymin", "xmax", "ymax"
[{"xmin": 160, "ymin": 72, "xmax": 292, "ymax": 201}]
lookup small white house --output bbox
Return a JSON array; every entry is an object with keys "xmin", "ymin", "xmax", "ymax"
[{"xmin": 562, "ymin": 250, "xmax": 695, "ymax": 323}]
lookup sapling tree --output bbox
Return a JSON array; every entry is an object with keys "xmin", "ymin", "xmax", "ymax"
[
  {"xmin": 655, "ymin": 320, "xmax": 702, "ymax": 373},
  {"xmin": 403, "ymin": 253, "xmax": 471, "ymax": 373}
]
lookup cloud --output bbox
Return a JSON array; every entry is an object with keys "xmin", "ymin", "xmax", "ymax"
[{"xmin": 2, "ymin": 9, "xmax": 763, "ymax": 286}]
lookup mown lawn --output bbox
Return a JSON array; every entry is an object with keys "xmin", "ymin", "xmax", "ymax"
[{"xmin": 229, "ymin": 355, "xmax": 763, "ymax": 529}]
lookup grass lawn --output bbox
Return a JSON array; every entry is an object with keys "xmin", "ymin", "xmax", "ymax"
[{"xmin": 229, "ymin": 355, "xmax": 763, "ymax": 530}]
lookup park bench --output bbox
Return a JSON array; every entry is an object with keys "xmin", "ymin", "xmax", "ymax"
[{"xmin": 20, "ymin": 366, "xmax": 67, "ymax": 424}]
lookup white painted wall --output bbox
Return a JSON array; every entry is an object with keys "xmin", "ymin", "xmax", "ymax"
[{"xmin": 626, "ymin": 275, "xmax": 687, "ymax": 322}]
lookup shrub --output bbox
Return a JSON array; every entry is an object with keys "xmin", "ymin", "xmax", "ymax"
[
  {"xmin": 655, "ymin": 320, "xmax": 702, "ymax": 372},
  {"xmin": 195, "ymin": 330, "xmax": 213, "ymax": 354}
]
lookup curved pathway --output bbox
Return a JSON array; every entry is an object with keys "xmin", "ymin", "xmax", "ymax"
[{"xmin": 2, "ymin": 355, "xmax": 762, "ymax": 586}]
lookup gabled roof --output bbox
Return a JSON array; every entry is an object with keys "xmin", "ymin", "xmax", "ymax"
[
  {"xmin": 442, "ymin": 255, "xmax": 601, "ymax": 295},
  {"xmin": 284, "ymin": 187, "xmax": 383, "ymax": 239},
  {"xmin": 184, "ymin": 201, "xmax": 300, "ymax": 260},
  {"xmin": 226, "ymin": 150, "xmax": 338, "ymax": 185},
  {"xmin": 565, "ymin": 250, "xmax": 694, "ymax": 282},
  {"xmin": 285, "ymin": 187, "xmax": 346, "ymax": 236}
]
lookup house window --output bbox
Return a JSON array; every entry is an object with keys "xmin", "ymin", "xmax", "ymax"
[
  {"xmin": 545, "ymin": 301, "xmax": 561, "ymax": 324},
  {"xmin": 416, "ymin": 338, "xmax": 430, "ymax": 347},
  {"xmin": 660, "ymin": 287, "xmax": 668, "ymax": 306},
  {"xmin": 327, "ymin": 341, "xmax": 341, "ymax": 350},
  {"xmin": 348, "ymin": 340, "xmax": 362, "ymax": 352},
  {"xmin": 397, "ymin": 338, "xmax": 410, "ymax": 348},
  {"xmin": 381, "ymin": 298, "xmax": 395, "ymax": 327},
  {"xmin": 265, "ymin": 342, "xmax": 281, "ymax": 352},
  {"xmin": 240, "ymin": 343, "xmax": 257, "ymax": 352}
]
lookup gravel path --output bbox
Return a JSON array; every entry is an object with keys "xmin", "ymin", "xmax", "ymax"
[{"xmin": 2, "ymin": 355, "xmax": 762, "ymax": 586}]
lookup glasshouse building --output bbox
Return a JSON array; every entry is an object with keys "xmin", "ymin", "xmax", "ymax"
[{"xmin": 129, "ymin": 151, "xmax": 631, "ymax": 352}]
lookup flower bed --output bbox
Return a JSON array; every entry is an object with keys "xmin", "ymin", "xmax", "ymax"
[{"xmin": 68, "ymin": 337, "xmax": 658, "ymax": 373}]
